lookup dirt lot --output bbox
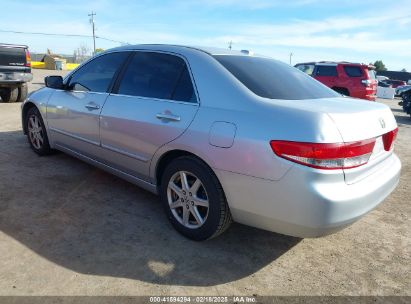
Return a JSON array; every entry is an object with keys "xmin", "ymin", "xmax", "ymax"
[{"xmin": 0, "ymin": 69, "xmax": 409, "ymax": 296}]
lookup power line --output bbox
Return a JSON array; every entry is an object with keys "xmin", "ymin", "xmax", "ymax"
[
  {"xmin": 96, "ymin": 36, "xmax": 129, "ymax": 45},
  {"xmin": 0, "ymin": 29, "xmax": 130, "ymax": 46},
  {"xmin": 0, "ymin": 29, "xmax": 91, "ymax": 38}
]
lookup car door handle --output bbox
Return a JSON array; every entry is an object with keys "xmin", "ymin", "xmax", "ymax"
[
  {"xmin": 85, "ymin": 102, "xmax": 100, "ymax": 110},
  {"xmin": 156, "ymin": 113, "xmax": 181, "ymax": 122}
]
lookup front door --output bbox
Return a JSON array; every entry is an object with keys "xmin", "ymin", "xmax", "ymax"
[{"xmin": 47, "ymin": 52, "xmax": 130, "ymax": 157}]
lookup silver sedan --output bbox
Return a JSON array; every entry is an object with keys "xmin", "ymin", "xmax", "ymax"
[{"xmin": 21, "ymin": 45, "xmax": 401, "ymax": 240}]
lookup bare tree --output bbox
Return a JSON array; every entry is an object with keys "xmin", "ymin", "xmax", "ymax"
[{"xmin": 73, "ymin": 44, "xmax": 91, "ymax": 63}]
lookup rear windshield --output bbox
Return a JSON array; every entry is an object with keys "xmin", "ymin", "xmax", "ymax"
[
  {"xmin": 214, "ymin": 55, "xmax": 339, "ymax": 100},
  {"xmin": 367, "ymin": 69, "xmax": 376, "ymax": 80}
]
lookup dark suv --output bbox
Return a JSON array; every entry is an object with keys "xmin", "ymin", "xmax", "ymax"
[
  {"xmin": 295, "ymin": 62, "xmax": 377, "ymax": 101},
  {"xmin": 0, "ymin": 43, "xmax": 33, "ymax": 103}
]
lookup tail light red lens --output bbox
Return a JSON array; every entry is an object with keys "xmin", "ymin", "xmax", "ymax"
[
  {"xmin": 270, "ymin": 139, "xmax": 376, "ymax": 170},
  {"xmin": 25, "ymin": 49, "xmax": 31, "ymax": 67},
  {"xmin": 382, "ymin": 128, "xmax": 398, "ymax": 151}
]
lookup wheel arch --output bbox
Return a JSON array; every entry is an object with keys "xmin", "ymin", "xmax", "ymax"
[
  {"xmin": 154, "ymin": 149, "xmax": 218, "ymax": 189},
  {"xmin": 21, "ymin": 101, "xmax": 37, "ymax": 134},
  {"xmin": 332, "ymin": 86, "xmax": 350, "ymax": 96}
]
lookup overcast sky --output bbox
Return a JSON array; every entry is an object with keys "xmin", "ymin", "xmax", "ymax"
[{"xmin": 1, "ymin": 0, "xmax": 410, "ymax": 71}]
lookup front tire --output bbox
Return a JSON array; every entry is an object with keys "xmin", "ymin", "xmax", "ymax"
[
  {"xmin": 25, "ymin": 107, "xmax": 52, "ymax": 156},
  {"xmin": 160, "ymin": 156, "xmax": 232, "ymax": 241}
]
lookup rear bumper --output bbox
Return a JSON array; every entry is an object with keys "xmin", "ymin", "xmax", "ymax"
[
  {"xmin": 215, "ymin": 153, "xmax": 401, "ymax": 238},
  {"xmin": 0, "ymin": 71, "xmax": 33, "ymax": 84},
  {"xmin": 351, "ymin": 88, "xmax": 376, "ymax": 101},
  {"xmin": 364, "ymin": 94, "xmax": 376, "ymax": 101}
]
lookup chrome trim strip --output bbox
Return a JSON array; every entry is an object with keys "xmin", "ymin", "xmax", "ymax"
[{"xmin": 108, "ymin": 93, "xmax": 199, "ymax": 106}]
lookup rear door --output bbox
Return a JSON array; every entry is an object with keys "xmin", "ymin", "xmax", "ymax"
[
  {"xmin": 99, "ymin": 51, "xmax": 199, "ymax": 181},
  {"xmin": 47, "ymin": 52, "xmax": 130, "ymax": 157}
]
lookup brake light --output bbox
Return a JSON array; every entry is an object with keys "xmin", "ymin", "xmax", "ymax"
[
  {"xmin": 270, "ymin": 139, "xmax": 376, "ymax": 170},
  {"xmin": 382, "ymin": 128, "xmax": 398, "ymax": 151},
  {"xmin": 25, "ymin": 49, "xmax": 31, "ymax": 67}
]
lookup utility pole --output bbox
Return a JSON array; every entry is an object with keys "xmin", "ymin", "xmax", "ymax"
[
  {"xmin": 88, "ymin": 12, "xmax": 96, "ymax": 55},
  {"xmin": 289, "ymin": 52, "xmax": 293, "ymax": 65},
  {"xmin": 228, "ymin": 41, "xmax": 233, "ymax": 50}
]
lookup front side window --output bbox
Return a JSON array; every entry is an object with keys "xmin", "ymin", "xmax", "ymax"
[
  {"xmin": 117, "ymin": 52, "xmax": 197, "ymax": 102},
  {"xmin": 344, "ymin": 66, "xmax": 363, "ymax": 77},
  {"xmin": 67, "ymin": 52, "xmax": 129, "ymax": 93},
  {"xmin": 214, "ymin": 55, "xmax": 339, "ymax": 100},
  {"xmin": 315, "ymin": 65, "xmax": 338, "ymax": 77}
]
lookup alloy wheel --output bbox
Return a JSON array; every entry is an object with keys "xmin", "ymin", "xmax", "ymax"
[
  {"xmin": 167, "ymin": 171, "xmax": 209, "ymax": 229},
  {"xmin": 28, "ymin": 114, "xmax": 44, "ymax": 149}
]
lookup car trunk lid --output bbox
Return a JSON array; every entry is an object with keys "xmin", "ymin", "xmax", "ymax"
[
  {"xmin": 327, "ymin": 98, "xmax": 397, "ymax": 184},
  {"xmin": 296, "ymin": 97, "xmax": 398, "ymax": 184}
]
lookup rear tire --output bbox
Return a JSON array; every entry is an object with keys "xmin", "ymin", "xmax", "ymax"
[
  {"xmin": 25, "ymin": 107, "xmax": 52, "ymax": 156},
  {"xmin": 160, "ymin": 156, "xmax": 232, "ymax": 241},
  {"xmin": 0, "ymin": 87, "xmax": 18, "ymax": 103},
  {"xmin": 17, "ymin": 84, "xmax": 28, "ymax": 103}
]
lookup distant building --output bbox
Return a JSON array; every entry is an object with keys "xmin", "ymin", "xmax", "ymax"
[
  {"xmin": 43, "ymin": 54, "xmax": 67, "ymax": 70},
  {"xmin": 31, "ymin": 52, "xmax": 90, "ymax": 64},
  {"xmin": 377, "ymin": 71, "xmax": 411, "ymax": 82}
]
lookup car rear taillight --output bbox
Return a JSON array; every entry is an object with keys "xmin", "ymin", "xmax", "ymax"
[
  {"xmin": 25, "ymin": 49, "xmax": 31, "ymax": 67},
  {"xmin": 382, "ymin": 128, "xmax": 398, "ymax": 151},
  {"xmin": 270, "ymin": 139, "xmax": 376, "ymax": 170}
]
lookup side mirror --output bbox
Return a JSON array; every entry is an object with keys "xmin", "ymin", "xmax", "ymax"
[{"xmin": 44, "ymin": 76, "xmax": 64, "ymax": 89}]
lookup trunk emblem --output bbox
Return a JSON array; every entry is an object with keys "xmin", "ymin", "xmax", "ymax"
[{"xmin": 379, "ymin": 118, "xmax": 386, "ymax": 129}]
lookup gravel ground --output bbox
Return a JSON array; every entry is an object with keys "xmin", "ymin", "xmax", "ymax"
[{"xmin": 0, "ymin": 69, "xmax": 409, "ymax": 297}]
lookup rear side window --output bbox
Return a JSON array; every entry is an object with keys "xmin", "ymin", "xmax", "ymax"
[
  {"xmin": 68, "ymin": 52, "xmax": 129, "ymax": 92},
  {"xmin": 214, "ymin": 55, "xmax": 339, "ymax": 100},
  {"xmin": 295, "ymin": 64, "xmax": 315, "ymax": 76},
  {"xmin": 117, "ymin": 52, "xmax": 197, "ymax": 102},
  {"xmin": 344, "ymin": 66, "xmax": 363, "ymax": 77},
  {"xmin": 315, "ymin": 66, "xmax": 338, "ymax": 77}
]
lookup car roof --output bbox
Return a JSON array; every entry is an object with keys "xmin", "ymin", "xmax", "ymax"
[
  {"xmin": 296, "ymin": 61, "xmax": 374, "ymax": 68},
  {"xmin": 0, "ymin": 43, "xmax": 28, "ymax": 49},
  {"xmin": 108, "ymin": 44, "xmax": 258, "ymax": 57}
]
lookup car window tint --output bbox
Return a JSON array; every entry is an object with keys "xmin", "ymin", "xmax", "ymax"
[
  {"xmin": 344, "ymin": 66, "xmax": 363, "ymax": 77},
  {"xmin": 171, "ymin": 65, "xmax": 197, "ymax": 102},
  {"xmin": 214, "ymin": 55, "xmax": 339, "ymax": 100},
  {"xmin": 68, "ymin": 52, "xmax": 128, "ymax": 93},
  {"xmin": 316, "ymin": 66, "xmax": 338, "ymax": 76},
  {"xmin": 118, "ymin": 52, "xmax": 197, "ymax": 102}
]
